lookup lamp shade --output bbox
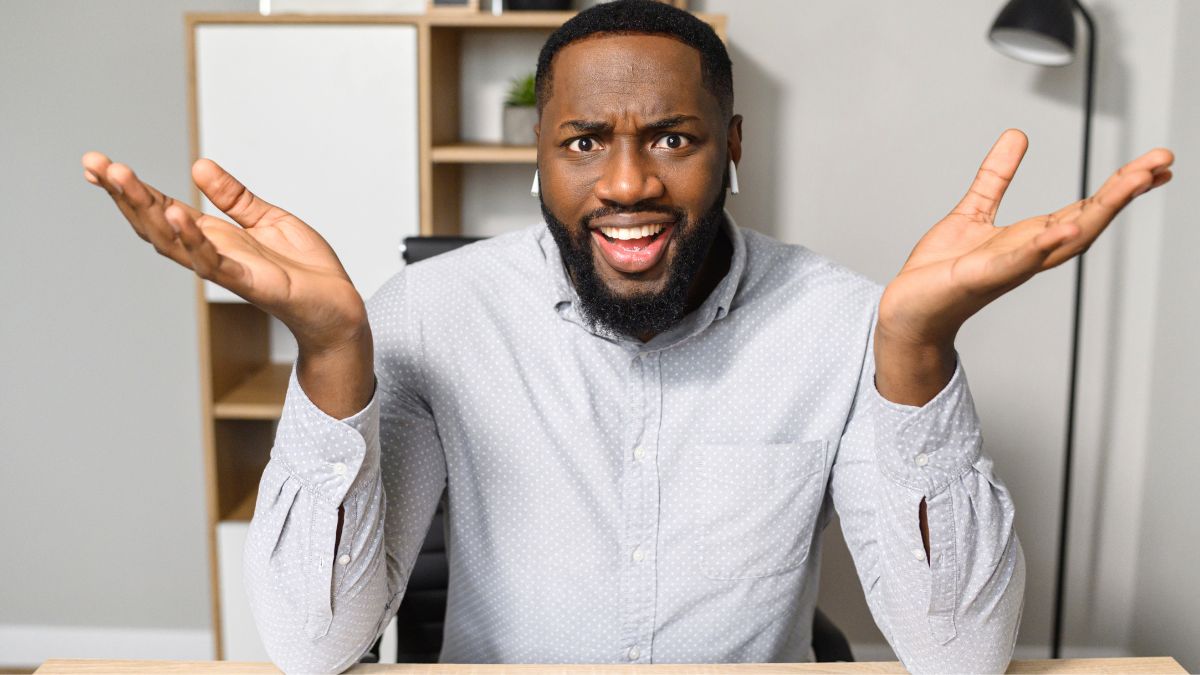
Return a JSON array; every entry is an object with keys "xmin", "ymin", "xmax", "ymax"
[{"xmin": 989, "ymin": 0, "xmax": 1077, "ymax": 66}]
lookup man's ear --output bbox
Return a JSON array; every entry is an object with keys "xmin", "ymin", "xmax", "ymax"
[{"xmin": 727, "ymin": 114, "xmax": 744, "ymax": 165}]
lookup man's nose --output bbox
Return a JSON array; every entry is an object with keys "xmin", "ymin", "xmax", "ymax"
[{"xmin": 594, "ymin": 146, "xmax": 665, "ymax": 205}]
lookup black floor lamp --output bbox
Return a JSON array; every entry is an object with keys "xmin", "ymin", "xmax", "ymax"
[{"xmin": 987, "ymin": 0, "xmax": 1095, "ymax": 660}]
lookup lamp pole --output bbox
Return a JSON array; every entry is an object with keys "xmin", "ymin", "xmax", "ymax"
[
  {"xmin": 987, "ymin": 0, "xmax": 1095, "ymax": 659},
  {"xmin": 1052, "ymin": 1, "xmax": 1094, "ymax": 660}
]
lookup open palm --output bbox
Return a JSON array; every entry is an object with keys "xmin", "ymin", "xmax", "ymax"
[
  {"xmin": 82, "ymin": 152, "xmax": 367, "ymax": 353},
  {"xmin": 877, "ymin": 129, "xmax": 1174, "ymax": 346}
]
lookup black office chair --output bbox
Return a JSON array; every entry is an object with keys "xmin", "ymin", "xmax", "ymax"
[{"xmin": 358, "ymin": 235, "xmax": 854, "ymax": 664}]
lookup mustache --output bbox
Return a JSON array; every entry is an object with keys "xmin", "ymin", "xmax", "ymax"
[{"xmin": 579, "ymin": 204, "xmax": 686, "ymax": 230}]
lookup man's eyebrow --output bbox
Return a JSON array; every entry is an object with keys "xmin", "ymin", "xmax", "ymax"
[
  {"xmin": 559, "ymin": 119, "xmax": 612, "ymax": 133},
  {"xmin": 643, "ymin": 115, "xmax": 700, "ymax": 131},
  {"xmin": 557, "ymin": 115, "xmax": 701, "ymax": 134}
]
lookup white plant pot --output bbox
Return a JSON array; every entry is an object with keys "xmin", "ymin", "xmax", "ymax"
[{"xmin": 502, "ymin": 105, "xmax": 537, "ymax": 145}]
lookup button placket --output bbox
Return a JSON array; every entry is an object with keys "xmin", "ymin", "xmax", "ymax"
[
  {"xmin": 618, "ymin": 350, "xmax": 661, "ymax": 662},
  {"xmin": 925, "ymin": 490, "xmax": 958, "ymax": 644}
]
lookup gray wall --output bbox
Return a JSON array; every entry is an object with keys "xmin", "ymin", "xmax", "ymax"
[
  {"xmin": 0, "ymin": 0, "xmax": 254, "ymax": 634},
  {"xmin": 0, "ymin": 0, "xmax": 1193, "ymax": 667},
  {"xmin": 1132, "ymin": 2, "xmax": 1200, "ymax": 672}
]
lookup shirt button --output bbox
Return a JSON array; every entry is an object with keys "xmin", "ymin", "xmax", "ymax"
[
  {"xmin": 338, "ymin": 554, "xmax": 351, "ymax": 566},
  {"xmin": 627, "ymin": 646, "xmax": 641, "ymax": 661},
  {"xmin": 333, "ymin": 462, "xmax": 347, "ymax": 476},
  {"xmin": 914, "ymin": 453, "xmax": 929, "ymax": 467},
  {"xmin": 632, "ymin": 546, "xmax": 645, "ymax": 562},
  {"xmin": 633, "ymin": 446, "xmax": 646, "ymax": 461},
  {"xmin": 912, "ymin": 547, "xmax": 927, "ymax": 561}
]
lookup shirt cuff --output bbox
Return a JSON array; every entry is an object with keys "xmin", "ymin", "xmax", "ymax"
[
  {"xmin": 270, "ymin": 363, "xmax": 381, "ymax": 505},
  {"xmin": 869, "ymin": 351, "xmax": 983, "ymax": 495}
]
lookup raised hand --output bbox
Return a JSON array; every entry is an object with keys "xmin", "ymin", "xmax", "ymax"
[
  {"xmin": 877, "ymin": 129, "xmax": 1174, "ymax": 348},
  {"xmin": 81, "ymin": 152, "xmax": 368, "ymax": 355},
  {"xmin": 872, "ymin": 130, "xmax": 1173, "ymax": 405}
]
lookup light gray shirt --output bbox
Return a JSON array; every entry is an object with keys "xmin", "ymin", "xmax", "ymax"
[{"xmin": 244, "ymin": 214, "xmax": 1025, "ymax": 674}]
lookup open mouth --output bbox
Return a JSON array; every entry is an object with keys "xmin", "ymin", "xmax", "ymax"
[
  {"xmin": 590, "ymin": 222, "xmax": 675, "ymax": 274},
  {"xmin": 596, "ymin": 222, "xmax": 670, "ymax": 243}
]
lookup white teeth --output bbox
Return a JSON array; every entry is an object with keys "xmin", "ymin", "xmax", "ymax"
[{"xmin": 598, "ymin": 223, "xmax": 667, "ymax": 240}]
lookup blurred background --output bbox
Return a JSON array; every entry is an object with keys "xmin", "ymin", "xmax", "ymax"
[{"xmin": 1, "ymin": 0, "xmax": 1196, "ymax": 671}]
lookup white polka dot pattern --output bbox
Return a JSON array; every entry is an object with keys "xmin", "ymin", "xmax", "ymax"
[{"xmin": 243, "ymin": 213, "xmax": 1025, "ymax": 674}]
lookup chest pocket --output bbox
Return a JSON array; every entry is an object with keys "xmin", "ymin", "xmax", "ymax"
[{"xmin": 698, "ymin": 439, "xmax": 828, "ymax": 580}]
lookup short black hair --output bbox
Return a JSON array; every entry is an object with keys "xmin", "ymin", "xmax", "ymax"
[{"xmin": 535, "ymin": 0, "xmax": 734, "ymax": 119}]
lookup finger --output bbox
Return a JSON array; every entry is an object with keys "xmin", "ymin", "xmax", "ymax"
[
  {"xmin": 81, "ymin": 151, "xmax": 124, "ymax": 198},
  {"xmin": 1124, "ymin": 147, "xmax": 1175, "ymax": 175},
  {"xmin": 1084, "ymin": 147, "xmax": 1174, "ymax": 211},
  {"xmin": 106, "ymin": 163, "xmax": 208, "ymax": 254},
  {"xmin": 1077, "ymin": 166, "xmax": 1156, "ymax": 232},
  {"xmin": 192, "ymin": 158, "xmax": 289, "ymax": 229},
  {"xmin": 1149, "ymin": 169, "xmax": 1173, "ymax": 190},
  {"xmin": 82, "ymin": 152, "xmax": 157, "ymax": 243},
  {"xmin": 951, "ymin": 128, "xmax": 1029, "ymax": 221},
  {"xmin": 105, "ymin": 162, "xmax": 192, "ymax": 261},
  {"xmin": 166, "ymin": 203, "xmax": 251, "ymax": 292},
  {"xmin": 994, "ymin": 220, "xmax": 1081, "ymax": 281}
]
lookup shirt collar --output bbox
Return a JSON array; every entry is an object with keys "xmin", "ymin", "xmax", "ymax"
[{"xmin": 536, "ymin": 209, "xmax": 748, "ymax": 346}]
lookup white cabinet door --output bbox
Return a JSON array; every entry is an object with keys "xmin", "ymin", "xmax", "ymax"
[
  {"xmin": 216, "ymin": 521, "xmax": 269, "ymax": 661},
  {"xmin": 195, "ymin": 24, "xmax": 420, "ymax": 304}
]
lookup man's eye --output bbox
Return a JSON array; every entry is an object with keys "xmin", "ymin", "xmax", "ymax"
[
  {"xmin": 653, "ymin": 134, "xmax": 691, "ymax": 150},
  {"xmin": 567, "ymin": 137, "xmax": 602, "ymax": 152}
]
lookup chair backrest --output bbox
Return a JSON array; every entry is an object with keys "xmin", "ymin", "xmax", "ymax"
[
  {"xmin": 400, "ymin": 235, "xmax": 485, "ymax": 265},
  {"xmin": 359, "ymin": 236, "xmax": 480, "ymax": 665},
  {"xmin": 363, "ymin": 235, "xmax": 854, "ymax": 664},
  {"xmin": 394, "ymin": 497, "xmax": 450, "ymax": 662}
]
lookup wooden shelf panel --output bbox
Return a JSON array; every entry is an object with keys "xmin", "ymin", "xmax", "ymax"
[
  {"xmin": 221, "ymin": 487, "xmax": 259, "ymax": 522},
  {"xmin": 187, "ymin": 12, "xmax": 726, "ymax": 40},
  {"xmin": 213, "ymin": 362, "xmax": 293, "ymax": 420},
  {"xmin": 432, "ymin": 143, "xmax": 537, "ymax": 163},
  {"xmin": 425, "ymin": 11, "xmax": 572, "ymax": 27}
]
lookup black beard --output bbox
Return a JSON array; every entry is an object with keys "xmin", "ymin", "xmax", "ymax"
[{"xmin": 540, "ymin": 189, "xmax": 727, "ymax": 339}]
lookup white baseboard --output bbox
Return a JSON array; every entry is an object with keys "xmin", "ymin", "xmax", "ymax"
[
  {"xmin": 0, "ymin": 624, "xmax": 212, "ymax": 669},
  {"xmin": 850, "ymin": 642, "xmax": 1132, "ymax": 663}
]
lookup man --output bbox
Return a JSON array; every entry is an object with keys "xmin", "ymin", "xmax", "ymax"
[{"xmin": 81, "ymin": 2, "xmax": 1174, "ymax": 673}]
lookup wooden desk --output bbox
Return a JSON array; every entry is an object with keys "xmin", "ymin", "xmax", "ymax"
[{"xmin": 33, "ymin": 657, "xmax": 1187, "ymax": 674}]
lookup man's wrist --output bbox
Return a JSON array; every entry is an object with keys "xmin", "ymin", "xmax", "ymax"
[
  {"xmin": 296, "ymin": 325, "xmax": 375, "ymax": 420},
  {"xmin": 873, "ymin": 325, "xmax": 957, "ymax": 407}
]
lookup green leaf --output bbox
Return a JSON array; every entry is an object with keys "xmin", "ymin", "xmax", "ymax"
[{"xmin": 505, "ymin": 72, "xmax": 537, "ymax": 107}]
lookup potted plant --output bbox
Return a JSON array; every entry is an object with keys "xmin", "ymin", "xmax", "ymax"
[{"xmin": 502, "ymin": 72, "xmax": 537, "ymax": 146}]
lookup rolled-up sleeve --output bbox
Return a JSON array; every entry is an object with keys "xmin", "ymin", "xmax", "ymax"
[
  {"xmin": 243, "ymin": 266, "xmax": 448, "ymax": 674},
  {"xmin": 831, "ymin": 302, "xmax": 1025, "ymax": 674}
]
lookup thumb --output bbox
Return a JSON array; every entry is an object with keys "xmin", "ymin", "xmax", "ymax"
[{"xmin": 192, "ymin": 158, "xmax": 287, "ymax": 230}]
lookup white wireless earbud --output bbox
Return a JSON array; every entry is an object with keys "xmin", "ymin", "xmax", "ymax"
[
  {"xmin": 531, "ymin": 169, "xmax": 540, "ymax": 197},
  {"xmin": 728, "ymin": 159, "xmax": 740, "ymax": 195}
]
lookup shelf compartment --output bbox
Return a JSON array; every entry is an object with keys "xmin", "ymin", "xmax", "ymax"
[
  {"xmin": 214, "ymin": 362, "xmax": 293, "ymax": 420},
  {"xmin": 222, "ymin": 487, "xmax": 259, "ymax": 522},
  {"xmin": 214, "ymin": 419, "xmax": 275, "ymax": 522},
  {"xmin": 431, "ymin": 142, "xmax": 537, "ymax": 164}
]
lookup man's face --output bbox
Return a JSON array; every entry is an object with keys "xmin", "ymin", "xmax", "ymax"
[{"xmin": 537, "ymin": 33, "xmax": 740, "ymax": 338}]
